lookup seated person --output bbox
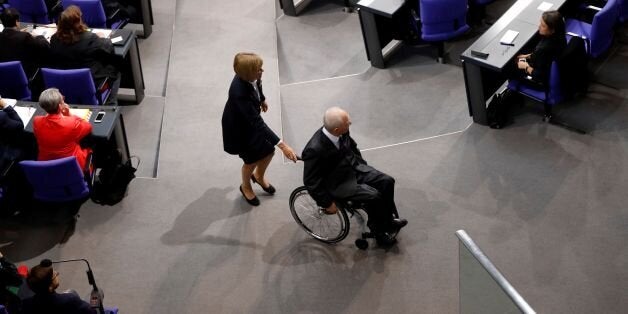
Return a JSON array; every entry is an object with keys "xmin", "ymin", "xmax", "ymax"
[
  {"xmin": 0, "ymin": 8, "xmax": 51, "ymax": 79},
  {"xmin": 512, "ymin": 10, "xmax": 566, "ymax": 85},
  {"xmin": 33, "ymin": 88, "xmax": 93, "ymax": 170},
  {"xmin": 302, "ymin": 107, "xmax": 408, "ymax": 246},
  {"xmin": 22, "ymin": 259, "xmax": 96, "ymax": 314},
  {"xmin": 49, "ymin": 5, "xmax": 122, "ymax": 106},
  {"xmin": 0, "ymin": 97, "xmax": 24, "ymax": 151}
]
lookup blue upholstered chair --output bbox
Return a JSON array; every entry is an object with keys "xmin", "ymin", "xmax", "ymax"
[
  {"xmin": 62, "ymin": 0, "xmax": 128, "ymax": 29},
  {"xmin": 0, "ymin": 61, "xmax": 32, "ymax": 100},
  {"xmin": 41, "ymin": 68, "xmax": 111, "ymax": 106},
  {"xmin": 7, "ymin": 0, "xmax": 54, "ymax": 23},
  {"xmin": 419, "ymin": 0, "xmax": 470, "ymax": 63},
  {"xmin": 19, "ymin": 156, "xmax": 92, "ymax": 203},
  {"xmin": 566, "ymin": 0, "xmax": 619, "ymax": 58},
  {"xmin": 507, "ymin": 37, "xmax": 588, "ymax": 133}
]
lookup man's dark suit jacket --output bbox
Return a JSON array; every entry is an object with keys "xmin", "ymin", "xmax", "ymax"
[
  {"xmin": 50, "ymin": 32, "xmax": 121, "ymax": 82},
  {"xmin": 0, "ymin": 28, "xmax": 50, "ymax": 77},
  {"xmin": 222, "ymin": 75, "xmax": 279, "ymax": 155},
  {"xmin": 302, "ymin": 128, "xmax": 373, "ymax": 208}
]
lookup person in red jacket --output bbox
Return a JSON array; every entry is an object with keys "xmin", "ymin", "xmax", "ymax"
[{"xmin": 33, "ymin": 88, "xmax": 92, "ymax": 170}]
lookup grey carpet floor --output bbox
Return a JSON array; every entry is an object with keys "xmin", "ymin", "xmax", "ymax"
[{"xmin": 1, "ymin": 1, "xmax": 628, "ymax": 313}]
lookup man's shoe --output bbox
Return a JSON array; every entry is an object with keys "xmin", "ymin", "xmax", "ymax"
[
  {"xmin": 239, "ymin": 185, "xmax": 260, "ymax": 206},
  {"xmin": 375, "ymin": 232, "xmax": 397, "ymax": 246},
  {"xmin": 391, "ymin": 218, "xmax": 408, "ymax": 230}
]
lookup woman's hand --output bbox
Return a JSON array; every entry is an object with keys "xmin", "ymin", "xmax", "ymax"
[
  {"xmin": 60, "ymin": 103, "xmax": 71, "ymax": 116},
  {"xmin": 260, "ymin": 100, "xmax": 268, "ymax": 113},
  {"xmin": 0, "ymin": 99, "xmax": 5, "ymax": 109},
  {"xmin": 516, "ymin": 53, "xmax": 531, "ymax": 59},
  {"xmin": 278, "ymin": 142, "xmax": 298, "ymax": 162},
  {"xmin": 517, "ymin": 59, "xmax": 528, "ymax": 70}
]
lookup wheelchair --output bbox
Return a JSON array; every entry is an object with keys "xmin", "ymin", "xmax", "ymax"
[{"xmin": 289, "ymin": 186, "xmax": 390, "ymax": 250}]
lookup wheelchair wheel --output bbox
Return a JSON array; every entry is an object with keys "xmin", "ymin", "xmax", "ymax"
[{"xmin": 289, "ymin": 186, "xmax": 350, "ymax": 244}]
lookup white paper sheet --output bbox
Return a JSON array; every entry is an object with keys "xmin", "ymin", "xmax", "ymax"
[{"xmin": 13, "ymin": 106, "xmax": 36, "ymax": 127}]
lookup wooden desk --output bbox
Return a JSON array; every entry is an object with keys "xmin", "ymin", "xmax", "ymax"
[{"xmin": 460, "ymin": 0, "xmax": 567, "ymax": 125}]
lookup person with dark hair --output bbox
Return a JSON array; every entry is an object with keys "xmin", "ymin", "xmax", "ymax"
[
  {"xmin": 22, "ymin": 259, "xmax": 96, "ymax": 314},
  {"xmin": 515, "ymin": 10, "xmax": 566, "ymax": 84},
  {"xmin": 33, "ymin": 88, "xmax": 93, "ymax": 170},
  {"xmin": 222, "ymin": 52, "xmax": 298, "ymax": 206},
  {"xmin": 49, "ymin": 5, "xmax": 121, "ymax": 105},
  {"xmin": 0, "ymin": 7, "xmax": 51, "ymax": 78}
]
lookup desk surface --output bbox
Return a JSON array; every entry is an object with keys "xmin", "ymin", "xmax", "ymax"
[
  {"xmin": 461, "ymin": 0, "xmax": 567, "ymax": 70},
  {"xmin": 17, "ymin": 101, "xmax": 120, "ymax": 139},
  {"xmin": 357, "ymin": 0, "xmax": 406, "ymax": 18}
]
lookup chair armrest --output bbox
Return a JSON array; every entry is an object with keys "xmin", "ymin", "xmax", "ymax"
[
  {"xmin": 107, "ymin": 8, "xmax": 121, "ymax": 21},
  {"xmin": 585, "ymin": 5, "xmax": 602, "ymax": 11},
  {"xmin": 28, "ymin": 68, "xmax": 40, "ymax": 83}
]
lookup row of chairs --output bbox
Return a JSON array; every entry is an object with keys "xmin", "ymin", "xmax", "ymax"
[
  {"xmin": 0, "ymin": 0, "xmax": 127, "ymax": 29},
  {"xmin": 565, "ymin": 0, "xmax": 627, "ymax": 58},
  {"xmin": 0, "ymin": 61, "xmax": 111, "ymax": 105}
]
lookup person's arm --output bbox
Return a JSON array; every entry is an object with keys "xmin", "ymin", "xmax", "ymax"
[
  {"xmin": 234, "ymin": 94, "xmax": 280, "ymax": 145},
  {"xmin": 0, "ymin": 104, "xmax": 25, "ymax": 131},
  {"xmin": 61, "ymin": 104, "xmax": 92, "ymax": 140},
  {"xmin": 302, "ymin": 146, "xmax": 333, "ymax": 209}
]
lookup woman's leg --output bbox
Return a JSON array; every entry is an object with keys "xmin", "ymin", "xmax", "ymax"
[
  {"xmin": 252, "ymin": 151, "xmax": 275, "ymax": 188},
  {"xmin": 241, "ymin": 162, "xmax": 257, "ymax": 199}
]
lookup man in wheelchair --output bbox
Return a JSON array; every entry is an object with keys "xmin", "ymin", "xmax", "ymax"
[{"xmin": 302, "ymin": 107, "xmax": 408, "ymax": 246}]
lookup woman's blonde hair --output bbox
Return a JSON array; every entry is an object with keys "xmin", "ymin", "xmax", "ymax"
[{"xmin": 233, "ymin": 52, "xmax": 263, "ymax": 81}]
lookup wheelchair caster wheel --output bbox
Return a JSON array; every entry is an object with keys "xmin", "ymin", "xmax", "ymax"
[{"xmin": 355, "ymin": 239, "xmax": 368, "ymax": 250}]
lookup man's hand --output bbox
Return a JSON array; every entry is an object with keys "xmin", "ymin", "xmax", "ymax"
[
  {"xmin": 260, "ymin": 100, "xmax": 268, "ymax": 113},
  {"xmin": 324, "ymin": 203, "xmax": 339, "ymax": 215},
  {"xmin": 517, "ymin": 59, "xmax": 528, "ymax": 70},
  {"xmin": 0, "ymin": 99, "xmax": 5, "ymax": 109}
]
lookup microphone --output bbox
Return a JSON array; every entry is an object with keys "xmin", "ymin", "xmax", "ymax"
[{"xmin": 42, "ymin": 258, "xmax": 106, "ymax": 314}]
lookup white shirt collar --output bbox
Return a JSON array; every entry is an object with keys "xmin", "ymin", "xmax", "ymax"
[{"xmin": 322, "ymin": 127, "xmax": 340, "ymax": 149}]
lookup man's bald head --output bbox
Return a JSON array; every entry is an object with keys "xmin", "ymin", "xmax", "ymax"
[{"xmin": 323, "ymin": 107, "xmax": 351, "ymax": 136}]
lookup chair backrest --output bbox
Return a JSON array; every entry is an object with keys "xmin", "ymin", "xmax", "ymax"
[
  {"xmin": 557, "ymin": 36, "xmax": 588, "ymax": 98},
  {"xmin": 419, "ymin": 0, "xmax": 470, "ymax": 41},
  {"xmin": 41, "ymin": 68, "xmax": 99, "ymax": 105},
  {"xmin": 62, "ymin": 0, "xmax": 107, "ymax": 28},
  {"xmin": 590, "ymin": 0, "xmax": 619, "ymax": 57},
  {"xmin": 7, "ymin": 0, "xmax": 49, "ymax": 23},
  {"xmin": 19, "ymin": 156, "xmax": 89, "ymax": 202},
  {"xmin": 0, "ymin": 61, "xmax": 31, "ymax": 100}
]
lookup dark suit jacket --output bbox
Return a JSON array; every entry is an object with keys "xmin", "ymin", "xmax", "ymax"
[
  {"xmin": 0, "ymin": 106, "xmax": 24, "ymax": 136},
  {"xmin": 22, "ymin": 292, "xmax": 96, "ymax": 314},
  {"xmin": 222, "ymin": 75, "xmax": 279, "ymax": 154},
  {"xmin": 528, "ymin": 34, "xmax": 566, "ymax": 84},
  {"xmin": 302, "ymin": 128, "xmax": 373, "ymax": 208},
  {"xmin": 0, "ymin": 28, "xmax": 50, "ymax": 77},
  {"xmin": 50, "ymin": 32, "xmax": 121, "ymax": 82}
]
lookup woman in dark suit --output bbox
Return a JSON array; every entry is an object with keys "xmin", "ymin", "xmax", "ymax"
[
  {"xmin": 515, "ymin": 10, "xmax": 566, "ymax": 84},
  {"xmin": 222, "ymin": 52, "xmax": 297, "ymax": 206},
  {"xmin": 49, "ymin": 5, "xmax": 122, "ymax": 105}
]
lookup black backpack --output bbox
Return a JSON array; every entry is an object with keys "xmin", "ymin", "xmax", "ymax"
[
  {"xmin": 91, "ymin": 155, "xmax": 138, "ymax": 206},
  {"xmin": 487, "ymin": 91, "xmax": 512, "ymax": 129}
]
